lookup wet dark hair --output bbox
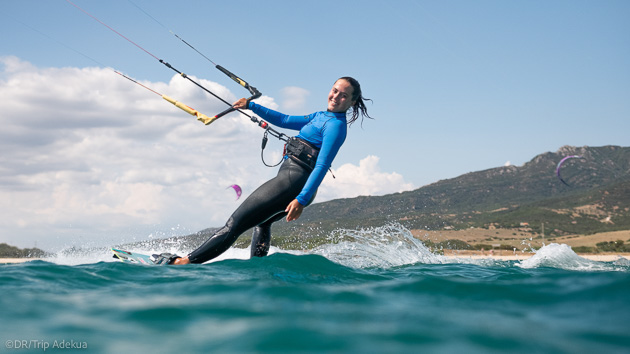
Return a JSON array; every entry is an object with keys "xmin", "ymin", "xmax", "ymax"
[{"xmin": 337, "ymin": 77, "xmax": 373, "ymax": 126}]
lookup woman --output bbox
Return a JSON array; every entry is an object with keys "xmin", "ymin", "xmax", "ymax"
[{"xmin": 156, "ymin": 77, "xmax": 372, "ymax": 265}]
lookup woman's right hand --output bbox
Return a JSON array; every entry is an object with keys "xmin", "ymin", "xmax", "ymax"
[{"xmin": 233, "ymin": 98, "xmax": 249, "ymax": 110}]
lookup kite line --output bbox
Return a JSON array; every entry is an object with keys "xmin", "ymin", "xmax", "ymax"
[
  {"xmin": 556, "ymin": 155, "xmax": 584, "ymax": 186},
  {"xmin": 65, "ymin": 0, "xmax": 289, "ymax": 149},
  {"xmin": 13, "ymin": 14, "xmax": 216, "ymax": 126},
  {"xmin": 125, "ymin": 0, "xmax": 263, "ymax": 121}
]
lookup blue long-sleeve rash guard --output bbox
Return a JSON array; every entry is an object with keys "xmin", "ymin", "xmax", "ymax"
[{"xmin": 248, "ymin": 101, "xmax": 347, "ymax": 205}]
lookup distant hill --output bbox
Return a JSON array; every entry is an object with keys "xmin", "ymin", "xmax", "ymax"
[{"xmin": 271, "ymin": 145, "xmax": 630, "ymax": 239}]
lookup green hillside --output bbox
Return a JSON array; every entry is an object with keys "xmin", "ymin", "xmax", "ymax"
[{"xmin": 271, "ymin": 145, "xmax": 630, "ymax": 239}]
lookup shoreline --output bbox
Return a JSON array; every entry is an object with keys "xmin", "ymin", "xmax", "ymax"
[
  {"xmin": 1, "ymin": 258, "xmax": 44, "ymax": 264},
  {"xmin": 415, "ymin": 229, "xmax": 630, "ymax": 252},
  {"xmin": 443, "ymin": 250, "xmax": 630, "ymax": 262},
  {"xmin": 442, "ymin": 253, "xmax": 629, "ymax": 262},
  {"xmin": 3, "ymin": 254, "xmax": 629, "ymax": 264}
]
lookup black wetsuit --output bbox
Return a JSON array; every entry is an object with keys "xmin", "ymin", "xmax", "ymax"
[
  {"xmin": 188, "ymin": 158, "xmax": 311, "ymax": 263},
  {"xmin": 186, "ymin": 103, "xmax": 347, "ymax": 264}
]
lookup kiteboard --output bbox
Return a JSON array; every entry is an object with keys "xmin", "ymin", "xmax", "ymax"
[{"xmin": 111, "ymin": 248, "xmax": 155, "ymax": 265}]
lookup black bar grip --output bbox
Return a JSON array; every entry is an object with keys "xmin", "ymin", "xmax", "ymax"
[
  {"xmin": 216, "ymin": 65, "xmax": 261, "ymax": 98},
  {"xmin": 249, "ymin": 87, "xmax": 262, "ymax": 99},
  {"xmin": 216, "ymin": 65, "xmax": 247, "ymax": 87},
  {"xmin": 213, "ymin": 106, "xmax": 236, "ymax": 120},
  {"xmin": 215, "ymin": 64, "xmax": 233, "ymax": 78}
]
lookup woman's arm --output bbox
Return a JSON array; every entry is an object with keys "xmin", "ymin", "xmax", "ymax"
[
  {"xmin": 232, "ymin": 98, "xmax": 310, "ymax": 130},
  {"xmin": 294, "ymin": 119, "xmax": 347, "ymax": 205}
]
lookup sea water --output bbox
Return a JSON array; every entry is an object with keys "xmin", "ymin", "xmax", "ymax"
[{"xmin": 2, "ymin": 224, "xmax": 629, "ymax": 353}]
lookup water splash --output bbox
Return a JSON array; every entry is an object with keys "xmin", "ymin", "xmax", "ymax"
[
  {"xmin": 310, "ymin": 223, "xmax": 443, "ymax": 268},
  {"xmin": 44, "ymin": 246, "xmax": 112, "ymax": 265},
  {"xmin": 46, "ymin": 243, "xmax": 255, "ymax": 266},
  {"xmin": 517, "ymin": 243, "xmax": 620, "ymax": 271},
  {"xmin": 40, "ymin": 224, "xmax": 629, "ymax": 272}
]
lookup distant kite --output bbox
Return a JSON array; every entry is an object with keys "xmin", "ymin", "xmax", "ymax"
[
  {"xmin": 227, "ymin": 184, "xmax": 242, "ymax": 200},
  {"xmin": 556, "ymin": 155, "xmax": 583, "ymax": 186}
]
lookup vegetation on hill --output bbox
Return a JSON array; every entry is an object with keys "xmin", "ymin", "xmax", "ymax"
[
  {"xmin": 0, "ymin": 243, "xmax": 47, "ymax": 258},
  {"xmin": 270, "ymin": 145, "xmax": 630, "ymax": 241}
]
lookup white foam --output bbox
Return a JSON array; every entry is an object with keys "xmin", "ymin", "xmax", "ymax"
[
  {"xmin": 517, "ymin": 243, "xmax": 614, "ymax": 271},
  {"xmin": 42, "ymin": 225, "xmax": 627, "ymax": 272},
  {"xmin": 44, "ymin": 238, "xmax": 253, "ymax": 266},
  {"xmin": 310, "ymin": 223, "xmax": 444, "ymax": 268}
]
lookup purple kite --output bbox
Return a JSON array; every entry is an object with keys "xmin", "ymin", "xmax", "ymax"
[
  {"xmin": 556, "ymin": 155, "xmax": 583, "ymax": 186},
  {"xmin": 227, "ymin": 184, "xmax": 242, "ymax": 200}
]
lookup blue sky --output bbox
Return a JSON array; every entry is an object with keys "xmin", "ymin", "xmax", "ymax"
[{"xmin": 1, "ymin": 0, "xmax": 629, "ymax": 251}]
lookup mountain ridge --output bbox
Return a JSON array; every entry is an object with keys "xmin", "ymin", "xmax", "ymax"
[{"xmin": 273, "ymin": 145, "xmax": 630, "ymax": 238}]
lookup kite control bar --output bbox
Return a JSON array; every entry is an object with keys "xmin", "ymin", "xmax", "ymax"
[
  {"xmin": 112, "ymin": 69, "xmax": 218, "ymax": 125},
  {"xmin": 162, "ymin": 95, "xmax": 217, "ymax": 125},
  {"xmin": 67, "ymin": 0, "xmax": 290, "ymax": 167},
  {"xmin": 66, "ymin": 0, "xmax": 259, "ymax": 123}
]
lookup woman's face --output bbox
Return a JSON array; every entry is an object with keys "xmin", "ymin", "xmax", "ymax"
[{"xmin": 327, "ymin": 79, "xmax": 356, "ymax": 113}]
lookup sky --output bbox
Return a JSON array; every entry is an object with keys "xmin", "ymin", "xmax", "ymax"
[{"xmin": 1, "ymin": 0, "xmax": 629, "ymax": 251}]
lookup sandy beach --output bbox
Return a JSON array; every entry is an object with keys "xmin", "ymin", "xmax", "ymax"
[
  {"xmin": 442, "ymin": 250, "xmax": 630, "ymax": 262},
  {"xmin": 444, "ymin": 254, "xmax": 629, "ymax": 262}
]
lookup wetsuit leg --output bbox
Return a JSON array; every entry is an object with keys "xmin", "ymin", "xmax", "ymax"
[
  {"xmin": 250, "ymin": 188, "xmax": 317, "ymax": 258},
  {"xmin": 187, "ymin": 159, "xmax": 310, "ymax": 264},
  {"xmin": 250, "ymin": 213, "xmax": 285, "ymax": 257}
]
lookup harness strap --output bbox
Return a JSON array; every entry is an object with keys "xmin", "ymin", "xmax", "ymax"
[{"xmin": 284, "ymin": 137, "xmax": 319, "ymax": 171}]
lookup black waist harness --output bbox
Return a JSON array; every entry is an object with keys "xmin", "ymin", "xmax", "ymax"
[{"xmin": 284, "ymin": 137, "xmax": 319, "ymax": 171}]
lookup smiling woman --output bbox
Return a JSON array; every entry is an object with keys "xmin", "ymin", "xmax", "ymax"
[{"xmin": 157, "ymin": 77, "xmax": 374, "ymax": 265}]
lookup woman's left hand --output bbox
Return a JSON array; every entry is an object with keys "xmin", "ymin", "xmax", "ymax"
[
  {"xmin": 232, "ymin": 98, "xmax": 249, "ymax": 110},
  {"xmin": 285, "ymin": 199, "xmax": 304, "ymax": 222}
]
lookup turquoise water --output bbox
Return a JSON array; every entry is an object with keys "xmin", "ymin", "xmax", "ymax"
[{"xmin": 2, "ymin": 225, "xmax": 630, "ymax": 353}]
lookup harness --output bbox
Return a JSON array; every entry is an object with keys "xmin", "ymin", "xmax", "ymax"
[{"xmin": 284, "ymin": 137, "xmax": 320, "ymax": 171}]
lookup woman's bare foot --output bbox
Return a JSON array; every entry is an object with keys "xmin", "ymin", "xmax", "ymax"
[{"xmin": 173, "ymin": 256, "xmax": 191, "ymax": 265}]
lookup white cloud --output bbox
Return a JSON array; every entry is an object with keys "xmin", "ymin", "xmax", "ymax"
[
  {"xmin": 280, "ymin": 86, "xmax": 310, "ymax": 112},
  {"xmin": 0, "ymin": 57, "xmax": 415, "ymax": 251},
  {"xmin": 318, "ymin": 155, "xmax": 416, "ymax": 201},
  {"xmin": 0, "ymin": 56, "xmax": 277, "ymax": 250}
]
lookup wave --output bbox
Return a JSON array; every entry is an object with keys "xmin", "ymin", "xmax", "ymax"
[
  {"xmin": 310, "ymin": 223, "xmax": 443, "ymax": 268},
  {"xmin": 38, "ymin": 223, "xmax": 629, "ymax": 272},
  {"xmin": 516, "ymin": 243, "xmax": 629, "ymax": 271}
]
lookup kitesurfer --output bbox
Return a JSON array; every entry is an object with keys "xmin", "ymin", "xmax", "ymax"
[{"xmin": 154, "ymin": 77, "xmax": 372, "ymax": 265}]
